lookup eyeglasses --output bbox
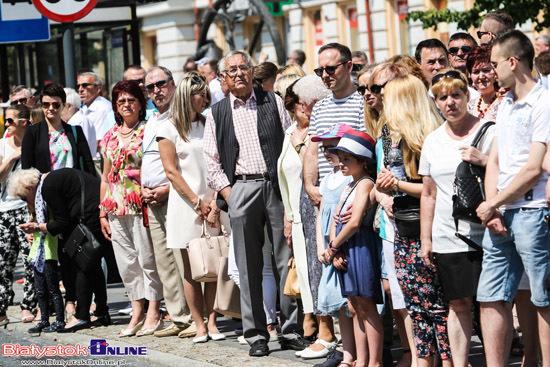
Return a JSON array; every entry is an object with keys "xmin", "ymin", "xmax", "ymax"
[
  {"xmin": 352, "ymin": 63, "xmax": 364, "ymax": 72},
  {"xmin": 431, "ymin": 70, "xmax": 464, "ymax": 86},
  {"xmin": 116, "ymin": 98, "xmax": 137, "ymax": 106},
  {"xmin": 314, "ymin": 61, "xmax": 348, "ymax": 77},
  {"xmin": 42, "ymin": 101, "xmax": 62, "ymax": 109},
  {"xmin": 490, "ymin": 56, "xmax": 520, "ymax": 70},
  {"xmin": 476, "ymin": 30, "xmax": 492, "ymax": 39},
  {"xmin": 224, "ymin": 65, "xmax": 251, "ymax": 77},
  {"xmin": 10, "ymin": 97, "xmax": 27, "ymax": 106},
  {"xmin": 5, "ymin": 118, "xmax": 26, "ymax": 124},
  {"xmin": 369, "ymin": 82, "xmax": 388, "ymax": 95},
  {"xmin": 320, "ymin": 145, "xmax": 337, "ymax": 153},
  {"xmin": 448, "ymin": 46, "xmax": 472, "ymax": 55},
  {"xmin": 76, "ymin": 83, "xmax": 98, "ymax": 89},
  {"xmin": 145, "ymin": 79, "xmax": 172, "ymax": 92}
]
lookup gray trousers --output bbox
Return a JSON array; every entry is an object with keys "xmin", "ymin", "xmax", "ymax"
[{"xmin": 229, "ymin": 179, "xmax": 299, "ymax": 344}]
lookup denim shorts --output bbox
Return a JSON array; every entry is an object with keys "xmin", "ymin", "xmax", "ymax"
[{"xmin": 476, "ymin": 207, "xmax": 550, "ymax": 307}]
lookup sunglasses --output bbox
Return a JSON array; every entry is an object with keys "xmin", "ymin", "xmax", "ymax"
[
  {"xmin": 320, "ymin": 145, "xmax": 337, "ymax": 152},
  {"xmin": 314, "ymin": 61, "xmax": 347, "ymax": 77},
  {"xmin": 352, "ymin": 63, "xmax": 364, "ymax": 72},
  {"xmin": 76, "ymin": 83, "xmax": 97, "ymax": 89},
  {"xmin": 431, "ymin": 70, "xmax": 464, "ymax": 86},
  {"xmin": 191, "ymin": 75, "xmax": 202, "ymax": 85},
  {"xmin": 145, "ymin": 79, "xmax": 171, "ymax": 92},
  {"xmin": 357, "ymin": 85, "xmax": 367, "ymax": 96},
  {"xmin": 476, "ymin": 30, "xmax": 491, "ymax": 39},
  {"xmin": 10, "ymin": 97, "xmax": 27, "ymax": 106},
  {"xmin": 448, "ymin": 46, "xmax": 472, "ymax": 55},
  {"xmin": 132, "ymin": 78, "xmax": 145, "ymax": 85},
  {"xmin": 369, "ymin": 82, "xmax": 387, "ymax": 95},
  {"xmin": 5, "ymin": 118, "xmax": 26, "ymax": 124},
  {"xmin": 42, "ymin": 101, "xmax": 62, "ymax": 109},
  {"xmin": 116, "ymin": 98, "xmax": 137, "ymax": 106}
]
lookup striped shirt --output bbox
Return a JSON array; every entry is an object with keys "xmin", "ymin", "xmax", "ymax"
[
  {"xmin": 310, "ymin": 91, "xmax": 366, "ymax": 180},
  {"xmin": 204, "ymin": 90, "xmax": 292, "ymax": 192}
]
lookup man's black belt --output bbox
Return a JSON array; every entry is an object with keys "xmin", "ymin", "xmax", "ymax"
[{"xmin": 234, "ymin": 173, "xmax": 269, "ymax": 181}]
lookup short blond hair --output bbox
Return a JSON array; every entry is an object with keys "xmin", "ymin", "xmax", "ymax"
[
  {"xmin": 8, "ymin": 168, "xmax": 40, "ymax": 199},
  {"xmin": 430, "ymin": 69, "xmax": 468, "ymax": 99}
]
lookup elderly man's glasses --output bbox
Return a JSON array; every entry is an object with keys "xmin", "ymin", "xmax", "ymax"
[
  {"xmin": 42, "ymin": 102, "xmax": 62, "ymax": 109},
  {"xmin": 76, "ymin": 83, "xmax": 97, "ymax": 89},
  {"xmin": 314, "ymin": 61, "xmax": 347, "ymax": 77},
  {"xmin": 145, "ymin": 79, "xmax": 172, "ymax": 92},
  {"xmin": 10, "ymin": 98, "xmax": 27, "ymax": 106},
  {"xmin": 224, "ymin": 65, "xmax": 251, "ymax": 77},
  {"xmin": 448, "ymin": 46, "xmax": 472, "ymax": 55}
]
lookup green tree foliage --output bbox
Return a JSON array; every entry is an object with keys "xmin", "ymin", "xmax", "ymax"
[{"xmin": 407, "ymin": 0, "xmax": 550, "ymax": 32}]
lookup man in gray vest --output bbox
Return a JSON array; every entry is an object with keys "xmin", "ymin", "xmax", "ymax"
[{"xmin": 204, "ymin": 50, "xmax": 306, "ymax": 357}]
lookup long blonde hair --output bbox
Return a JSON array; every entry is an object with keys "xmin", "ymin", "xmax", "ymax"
[
  {"xmin": 381, "ymin": 74, "xmax": 443, "ymax": 179},
  {"xmin": 357, "ymin": 63, "xmax": 379, "ymax": 138},
  {"xmin": 169, "ymin": 72, "xmax": 211, "ymax": 142}
]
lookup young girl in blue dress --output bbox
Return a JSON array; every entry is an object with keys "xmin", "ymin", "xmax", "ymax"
[{"xmin": 324, "ymin": 130, "xmax": 383, "ymax": 367}]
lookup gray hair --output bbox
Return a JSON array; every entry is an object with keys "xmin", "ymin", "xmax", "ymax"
[
  {"xmin": 145, "ymin": 66, "xmax": 174, "ymax": 83},
  {"xmin": 292, "ymin": 75, "xmax": 331, "ymax": 105},
  {"xmin": 218, "ymin": 50, "xmax": 253, "ymax": 74},
  {"xmin": 536, "ymin": 34, "xmax": 550, "ymax": 46},
  {"xmin": 63, "ymin": 88, "xmax": 81, "ymax": 108},
  {"xmin": 10, "ymin": 85, "xmax": 33, "ymax": 99},
  {"xmin": 79, "ymin": 72, "xmax": 104, "ymax": 89},
  {"xmin": 8, "ymin": 168, "xmax": 41, "ymax": 199}
]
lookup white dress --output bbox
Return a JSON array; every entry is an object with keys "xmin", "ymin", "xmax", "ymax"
[{"xmin": 157, "ymin": 120, "xmax": 218, "ymax": 249}]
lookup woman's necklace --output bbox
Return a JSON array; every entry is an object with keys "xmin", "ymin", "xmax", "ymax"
[
  {"xmin": 119, "ymin": 121, "xmax": 139, "ymax": 136},
  {"xmin": 476, "ymin": 95, "xmax": 497, "ymax": 118}
]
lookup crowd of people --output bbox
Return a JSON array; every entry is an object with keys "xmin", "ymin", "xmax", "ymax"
[{"xmin": 0, "ymin": 8, "xmax": 549, "ymax": 367}]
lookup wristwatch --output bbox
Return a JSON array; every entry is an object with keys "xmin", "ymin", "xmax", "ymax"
[{"xmin": 295, "ymin": 143, "xmax": 306, "ymax": 153}]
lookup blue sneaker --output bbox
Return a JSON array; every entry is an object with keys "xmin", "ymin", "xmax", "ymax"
[{"xmin": 314, "ymin": 349, "xmax": 344, "ymax": 367}]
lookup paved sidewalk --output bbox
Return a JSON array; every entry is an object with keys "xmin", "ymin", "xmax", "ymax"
[{"xmin": 2, "ymin": 258, "xmax": 525, "ymax": 366}]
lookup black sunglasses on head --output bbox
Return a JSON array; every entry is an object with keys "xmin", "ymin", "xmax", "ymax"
[
  {"xmin": 448, "ymin": 46, "xmax": 472, "ymax": 55},
  {"xmin": 431, "ymin": 70, "xmax": 464, "ymax": 86},
  {"xmin": 314, "ymin": 61, "xmax": 348, "ymax": 77}
]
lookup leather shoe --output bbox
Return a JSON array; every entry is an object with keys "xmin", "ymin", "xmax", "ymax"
[
  {"xmin": 279, "ymin": 335, "xmax": 310, "ymax": 351},
  {"xmin": 28, "ymin": 321, "xmax": 50, "ymax": 334},
  {"xmin": 154, "ymin": 323, "xmax": 186, "ymax": 337},
  {"xmin": 92, "ymin": 314, "xmax": 112, "ymax": 327},
  {"xmin": 249, "ymin": 339, "xmax": 269, "ymax": 357},
  {"xmin": 58, "ymin": 320, "xmax": 90, "ymax": 333},
  {"xmin": 313, "ymin": 349, "xmax": 344, "ymax": 367}
]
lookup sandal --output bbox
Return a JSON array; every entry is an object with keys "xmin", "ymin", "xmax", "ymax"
[
  {"xmin": 338, "ymin": 362, "xmax": 355, "ymax": 367},
  {"xmin": 510, "ymin": 335, "xmax": 524, "ymax": 356}
]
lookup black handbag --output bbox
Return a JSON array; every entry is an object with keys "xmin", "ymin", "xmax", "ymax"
[
  {"xmin": 64, "ymin": 170, "xmax": 102, "ymax": 272},
  {"xmin": 452, "ymin": 121, "xmax": 495, "ymax": 251},
  {"xmin": 393, "ymin": 195, "xmax": 420, "ymax": 238}
]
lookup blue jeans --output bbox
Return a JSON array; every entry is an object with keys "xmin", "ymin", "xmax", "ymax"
[{"xmin": 477, "ymin": 207, "xmax": 550, "ymax": 307}]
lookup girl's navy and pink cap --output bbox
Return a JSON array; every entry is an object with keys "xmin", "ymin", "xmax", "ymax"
[{"xmin": 329, "ymin": 129, "xmax": 376, "ymax": 161}]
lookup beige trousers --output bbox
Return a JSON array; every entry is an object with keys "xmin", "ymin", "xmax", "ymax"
[
  {"xmin": 109, "ymin": 214, "xmax": 163, "ymax": 301},
  {"xmin": 148, "ymin": 203, "xmax": 192, "ymax": 327}
]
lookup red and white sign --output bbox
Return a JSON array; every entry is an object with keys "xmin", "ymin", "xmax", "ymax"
[
  {"xmin": 348, "ymin": 7, "xmax": 358, "ymax": 29},
  {"xmin": 32, "ymin": 0, "xmax": 97, "ymax": 23}
]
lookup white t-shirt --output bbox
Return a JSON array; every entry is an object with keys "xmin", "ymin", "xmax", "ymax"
[
  {"xmin": 0, "ymin": 139, "xmax": 26, "ymax": 211},
  {"xmin": 319, "ymin": 169, "xmax": 349, "ymax": 193},
  {"xmin": 141, "ymin": 110, "xmax": 170, "ymax": 188},
  {"xmin": 418, "ymin": 121, "xmax": 495, "ymax": 253},
  {"xmin": 68, "ymin": 112, "xmax": 97, "ymax": 157},
  {"xmin": 79, "ymin": 96, "xmax": 112, "ymax": 141},
  {"xmin": 496, "ymin": 82, "xmax": 550, "ymax": 209}
]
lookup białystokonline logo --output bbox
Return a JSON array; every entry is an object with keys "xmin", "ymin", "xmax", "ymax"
[{"xmin": 2, "ymin": 340, "xmax": 147, "ymax": 358}]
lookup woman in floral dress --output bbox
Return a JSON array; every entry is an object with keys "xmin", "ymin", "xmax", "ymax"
[{"xmin": 99, "ymin": 80, "xmax": 163, "ymax": 337}]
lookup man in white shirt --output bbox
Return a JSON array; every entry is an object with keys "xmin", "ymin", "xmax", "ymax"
[
  {"xmin": 141, "ymin": 66, "xmax": 193, "ymax": 338},
  {"xmin": 198, "ymin": 59, "xmax": 225, "ymax": 105},
  {"xmin": 62, "ymin": 87, "xmax": 96, "ymax": 157},
  {"xmin": 77, "ymin": 72, "xmax": 112, "ymax": 151},
  {"xmin": 475, "ymin": 30, "xmax": 550, "ymax": 367}
]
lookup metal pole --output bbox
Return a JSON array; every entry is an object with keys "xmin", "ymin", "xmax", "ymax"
[
  {"xmin": 130, "ymin": 4, "xmax": 140, "ymax": 65},
  {"xmin": 62, "ymin": 22, "xmax": 76, "ymax": 89},
  {"xmin": 0, "ymin": 45, "xmax": 9, "ymax": 102}
]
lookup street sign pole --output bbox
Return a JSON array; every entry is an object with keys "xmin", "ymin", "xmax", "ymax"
[{"xmin": 62, "ymin": 22, "xmax": 76, "ymax": 89}]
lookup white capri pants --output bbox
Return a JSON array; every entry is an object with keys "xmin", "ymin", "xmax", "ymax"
[{"xmin": 109, "ymin": 214, "xmax": 163, "ymax": 301}]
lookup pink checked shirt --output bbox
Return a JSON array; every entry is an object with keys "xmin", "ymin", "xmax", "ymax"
[{"xmin": 204, "ymin": 90, "xmax": 292, "ymax": 192}]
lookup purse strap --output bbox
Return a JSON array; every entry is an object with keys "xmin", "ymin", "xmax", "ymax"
[
  {"xmin": 471, "ymin": 121, "xmax": 495, "ymax": 148},
  {"xmin": 337, "ymin": 177, "xmax": 370, "ymax": 217},
  {"xmin": 201, "ymin": 220, "xmax": 230, "ymax": 239},
  {"xmin": 74, "ymin": 169, "xmax": 86, "ymax": 224},
  {"xmin": 454, "ymin": 218, "xmax": 483, "ymax": 252}
]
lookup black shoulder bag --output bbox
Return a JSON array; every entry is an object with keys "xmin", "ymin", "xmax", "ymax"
[
  {"xmin": 64, "ymin": 170, "xmax": 103, "ymax": 272},
  {"xmin": 452, "ymin": 121, "xmax": 495, "ymax": 251}
]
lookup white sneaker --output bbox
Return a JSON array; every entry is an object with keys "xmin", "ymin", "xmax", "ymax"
[
  {"xmin": 118, "ymin": 302, "xmax": 132, "ymax": 316},
  {"xmin": 237, "ymin": 335, "xmax": 248, "ymax": 345}
]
